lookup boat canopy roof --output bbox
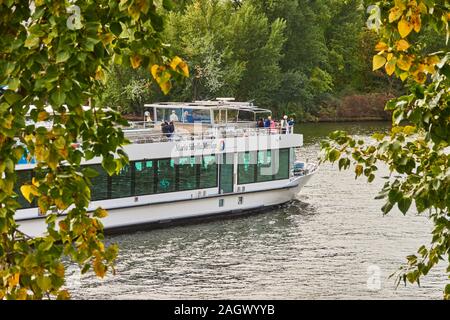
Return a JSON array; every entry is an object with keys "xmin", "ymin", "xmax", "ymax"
[{"xmin": 144, "ymin": 98, "xmax": 272, "ymax": 114}]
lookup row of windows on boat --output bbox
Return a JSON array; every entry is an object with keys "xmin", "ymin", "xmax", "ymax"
[{"xmin": 15, "ymin": 149, "xmax": 290, "ymax": 208}]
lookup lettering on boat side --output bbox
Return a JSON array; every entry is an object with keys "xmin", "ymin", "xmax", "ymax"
[
  {"xmin": 174, "ymin": 140, "xmax": 218, "ymax": 152},
  {"xmin": 173, "ymin": 304, "xmax": 275, "ymax": 317}
]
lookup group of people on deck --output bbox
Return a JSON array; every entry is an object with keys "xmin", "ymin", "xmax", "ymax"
[{"xmin": 257, "ymin": 115, "xmax": 295, "ymax": 134}]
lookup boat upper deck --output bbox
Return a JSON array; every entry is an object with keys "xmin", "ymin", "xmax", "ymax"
[
  {"xmin": 122, "ymin": 122, "xmax": 295, "ymax": 144},
  {"xmin": 124, "ymin": 98, "xmax": 295, "ymax": 144}
]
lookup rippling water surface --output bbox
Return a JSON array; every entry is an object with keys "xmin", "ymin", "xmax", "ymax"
[{"xmin": 68, "ymin": 122, "xmax": 446, "ymax": 299}]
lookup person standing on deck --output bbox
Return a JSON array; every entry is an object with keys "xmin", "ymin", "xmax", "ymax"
[
  {"xmin": 269, "ymin": 116, "xmax": 276, "ymax": 133},
  {"xmin": 257, "ymin": 118, "xmax": 264, "ymax": 128},
  {"xmin": 170, "ymin": 110, "xmax": 179, "ymax": 122},
  {"xmin": 280, "ymin": 115, "xmax": 289, "ymax": 134},
  {"xmin": 288, "ymin": 117, "xmax": 295, "ymax": 133}
]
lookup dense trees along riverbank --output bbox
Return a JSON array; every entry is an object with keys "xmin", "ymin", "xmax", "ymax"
[{"xmin": 99, "ymin": 0, "xmax": 397, "ymax": 120}]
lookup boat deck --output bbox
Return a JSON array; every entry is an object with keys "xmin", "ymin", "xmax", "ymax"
[{"xmin": 123, "ymin": 122, "xmax": 295, "ymax": 144}]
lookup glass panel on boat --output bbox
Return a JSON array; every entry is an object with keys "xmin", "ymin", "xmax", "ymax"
[
  {"xmin": 192, "ymin": 109, "xmax": 211, "ymax": 123},
  {"xmin": 111, "ymin": 164, "xmax": 132, "ymax": 198},
  {"xmin": 90, "ymin": 164, "xmax": 109, "ymax": 201},
  {"xmin": 238, "ymin": 151, "xmax": 257, "ymax": 184},
  {"xmin": 199, "ymin": 155, "xmax": 217, "ymax": 189},
  {"xmin": 134, "ymin": 160, "xmax": 155, "ymax": 196},
  {"xmin": 15, "ymin": 170, "xmax": 32, "ymax": 208},
  {"xmin": 219, "ymin": 153, "xmax": 234, "ymax": 194},
  {"xmin": 257, "ymin": 150, "xmax": 273, "ymax": 182},
  {"xmin": 177, "ymin": 156, "xmax": 198, "ymax": 191},
  {"xmin": 238, "ymin": 110, "xmax": 254, "ymax": 122},
  {"xmin": 156, "ymin": 108, "xmax": 167, "ymax": 122},
  {"xmin": 157, "ymin": 159, "xmax": 176, "ymax": 193},
  {"xmin": 227, "ymin": 109, "xmax": 238, "ymax": 123},
  {"xmin": 274, "ymin": 148, "xmax": 290, "ymax": 180}
]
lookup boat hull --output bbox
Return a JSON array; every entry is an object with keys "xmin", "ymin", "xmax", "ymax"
[{"xmin": 16, "ymin": 171, "xmax": 315, "ymax": 237}]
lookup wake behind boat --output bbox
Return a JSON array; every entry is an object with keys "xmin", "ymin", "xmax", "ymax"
[{"xmin": 14, "ymin": 98, "xmax": 318, "ymax": 237}]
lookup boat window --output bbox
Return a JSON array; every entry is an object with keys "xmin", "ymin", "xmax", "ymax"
[
  {"xmin": 181, "ymin": 108, "xmax": 194, "ymax": 123},
  {"xmin": 134, "ymin": 160, "xmax": 155, "ymax": 195},
  {"xmin": 110, "ymin": 164, "xmax": 132, "ymax": 198},
  {"xmin": 257, "ymin": 150, "xmax": 273, "ymax": 182},
  {"xmin": 238, "ymin": 151, "xmax": 257, "ymax": 184},
  {"xmin": 274, "ymin": 149, "xmax": 290, "ymax": 180},
  {"xmin": 157, "ymin": 159, "xmax": 176, "ymax": 193},
  {"xmin": 156, "ymin": 108, "xmax": 168, "ymax": 122},
  {"xmin": 15, "ymin": 170, "xmax": 33, "ymax": 208},
  {"xmin": 90, "ymin": 164, "xmax": 109, "ymax": 201},
  {"xmin": 199, "ymin": 155, "xmax": 217, "ymax": 189},
  {"xmin": 192, "ymin": 109, "xmax": 211, "ymax": 123},
  {"xmin": 238, "ymin": 110, "xmax": 254, "ymax": 122},
  {"xmin": 227, "ymin": 109, "xmax": 238, "ymax": 122},
  {"xmin": 177, "ymin": 156, "xmax": 198, "ymax": 191}
]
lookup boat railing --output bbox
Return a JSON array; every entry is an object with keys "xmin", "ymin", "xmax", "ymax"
[{"xmin": 123, "ymin": 124, "xmax": 295, "ymax": 144}]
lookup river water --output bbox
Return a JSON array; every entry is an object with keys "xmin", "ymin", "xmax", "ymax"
[{"xmin": 67, "ymin": 121, "xmax": 446, "ymax": 299}]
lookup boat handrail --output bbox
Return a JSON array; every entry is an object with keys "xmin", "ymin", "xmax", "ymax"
[{"xmin": 123, "ymin": 125, "xmax": 296, "ymax": 144}]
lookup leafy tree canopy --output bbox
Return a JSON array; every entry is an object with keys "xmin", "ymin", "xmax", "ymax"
[
  {"xmin": 321, "ymin": 0, "xmax": 450, "ymax": 299},
  {"xmin": 0, "ymin": 0, "xmax": 186, "ymax": 299}
]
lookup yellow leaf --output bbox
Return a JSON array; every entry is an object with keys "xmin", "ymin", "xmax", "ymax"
[
  {"xmin": 418, "ymin": 2, "xmax": 427, "ymax": 14},
  {"xmin": 396, "ymin": 39, "xmax": 410, "ymax": 51},
  {"xmin": 150, "ymin": 64, "xmax": 161, "ymax": 79},
  {"xmin": 37, "ymin": 111, "xmax": 49, "ymax": 121},
  {"xmin": 59, "ymin": 220, "xmax": 69, "ymax": 232},
  {"xmin": 385, "ymin": 59, "xmax": 397, "ymax": 76},
  {"xmin": 426, "ymin": 55, "xmax": 440, "ymax": 65},
  {"xmin": 398, "ymin": 18, "xmax": 413, "ymax": 38},
  {"xmin": 389, "ymin": 7, "xmax": 403, "ymax": 23},
  {"xmin": 394, "ymin": 0, "xmax": 406, "ymax": 10},
  {"xmin": 403, "ymin": 125, "xmax": 416, "ymax": 135},
  {"xmin": 397, "ymin": 55, "xmax": 413, "ymax": 71},
  {"xmin": 55, "ymin": 198, "xmax": 68, "ymax": 210},
  {"xmin": 95, "ymin": 67, "xmax": 106, "ymax": 82},
  {"xmin": 135, "ymin": 0, "xmax": 149, "ymax": 14},
  {"xmin": 411, "ymin": 13, "xmax": 421, "ymax": 32},
  {"xmin": 93, "ymin": 258, "xmax": 107, "ymax": 278},
  {"xmin": 57, "ymin": 290, "xmax": 70, "ymax": 300},
  {"xmin": 54, "ymin": 263, "xmax": 65, "ymax": 278},
  {"xmin": 400, "ymin": 72, "xmax": 409, "ymax": 81},
  {"xmin": 128, "ymin": 5, "xmax": 140, "ymax": 21},
  {"xmin": 413, "ymin": 71, "xmax": 426, "ymax": 83},
  {"xmin": 16, "ymin": 288, "xmax": 28, "ymax": 300},
  {"xmin": 20, "ymin": 184, "xmax": 39, "ymax": 203},
  {"xmin": 94, "ymin": 208, "xmax": 108, "ymax": 218},
  {"xmin": 169, "ymin": 56, "xmax": 189, "ymax": 77},
  {"xmin": 8, "ymin": 273, "xmax": 20, "ymax": 287},
  {"xmin": 160, "ymin": 80, "xmax": 172, "ymax": 95},
  {"xmin": 372, "ymin": 55, "xmax": 387, "ymax": 71},
  {"xmin": 130, "ymin": 54, "xmax": 142, "ymax": 69},
  {"xmin": 101, "ymin": 33, "xmax": 114, "ymax": 46},
  {"xmin": 375, "ymin": 41, "xmax": 389, "ymax": 52},
  {"xmin": 169, "ymin": 56, "xmax": 183, "ymax": 71}
]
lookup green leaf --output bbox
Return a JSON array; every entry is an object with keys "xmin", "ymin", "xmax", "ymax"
[
  {"xmin": 82, "ymin": 167, "xmax": 100, "ymax": 178},
  {"xmin": 50, "ymin": 88, "xmax": 66, "ymax": 107},
  {"xmin": 328, "ymin": 149, "xmax": 341, "ymax": 162},
  {"xmin": 110, "ymin": 22, "xmax": 122, "ymax": 36},
  {"xmin": 56, "ymin": 50, "xmax": 71, "ymax": 63},
  {"xmin": 398, "ymin": 197, "xmax": 412, "ymax": 214},
  {"xmin": 381, "ymin": 202, "xmax": 394, "ymax": 215}
]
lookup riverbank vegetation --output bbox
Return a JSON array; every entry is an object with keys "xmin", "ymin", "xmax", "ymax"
[
  {"xmin": 98, "ymin": 0, "xmax": 404, "ymax": 121},
  {"xmin": 321, "ymin": 0, "xmax": 449, "ymax": 299}
]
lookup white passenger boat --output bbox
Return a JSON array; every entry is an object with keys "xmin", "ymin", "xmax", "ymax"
[{"xmin": 14, "ymin": 99, "xmax": 318, "ymax": 237}]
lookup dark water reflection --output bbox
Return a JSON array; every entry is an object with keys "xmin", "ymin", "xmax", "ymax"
[{"xmin": 67, "ymin": 121, "xmax": 446, "ymax": 299}]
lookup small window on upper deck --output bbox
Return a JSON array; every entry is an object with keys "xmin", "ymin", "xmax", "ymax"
[{"xmin": 191, "ymin": 109, "xmax": 211, "ymax": 123}]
